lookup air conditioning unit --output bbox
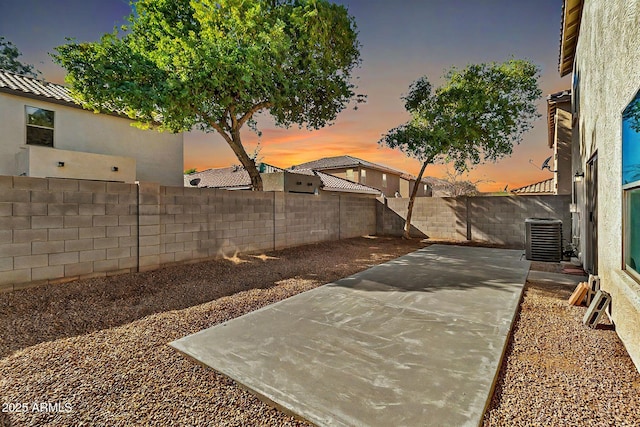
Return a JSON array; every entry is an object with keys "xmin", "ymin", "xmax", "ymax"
[{"xmin": 525, "ymin": 218, "xmax": 562, "ymax": 262}]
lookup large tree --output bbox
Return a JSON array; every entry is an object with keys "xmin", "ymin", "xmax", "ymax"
[
  {"xmin": 380, "ymin": 60, "xmax": 541, "ymax": 239},
  {"xmin": 0, "ymin": 37, "xmax": 40, "ymax": 77},
  {"xmin": 54, "ymin": 0, "xmax": 362, "ymax": 190}
]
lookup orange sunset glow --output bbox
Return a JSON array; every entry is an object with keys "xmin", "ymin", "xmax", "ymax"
[{"xmin": 3, "ymin": 0, "xmax": 569, "ymax": 192}]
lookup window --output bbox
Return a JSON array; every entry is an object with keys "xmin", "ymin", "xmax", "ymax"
[
  {"xmin": 622, "ymin": 88, "xmax": 640, "ymax": 279},
  {"xmin": 423, "ymin": 184, "xmax": 428, "ymax": 192},
  {"xmin": 346, "ymin": 169, "xmax": 354, "ymax": 181},
  {"xmin": 382, "ymin": 173, "xmax": 387, "ymax": 188},
  {"xmin": 26, "ymin": 106, "xmax": 54, "ymax": 147},
  {"xmin": 360, "ymin": 169, "xmax": 366, "ymax": 184}
]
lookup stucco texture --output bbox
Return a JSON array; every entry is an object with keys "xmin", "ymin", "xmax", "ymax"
[
  {"xmin": 0, "ymin": 93, "xmax": 183, "ymax": 186},
  {"xmin": 573, "ymin": 0, "xmax": 640, "ymax": 370}
]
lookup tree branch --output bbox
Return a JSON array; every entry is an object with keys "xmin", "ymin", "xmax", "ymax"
[
  {"xmin": 229, "ymin": 105, "xmax": 238, "ymax": 131},
  {"xmin": 209, "ymin": 120, "xmax": 233, "ymax": 145},
  {"xmin": 238, "ymin": 101, "xmax": 272, "ymax": 127}
]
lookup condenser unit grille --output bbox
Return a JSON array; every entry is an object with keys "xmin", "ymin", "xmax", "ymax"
[{"xmin": 525, "ymin": 218, "xmax": 562, "ymax": 262}]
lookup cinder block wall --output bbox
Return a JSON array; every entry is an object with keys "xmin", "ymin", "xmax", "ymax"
[
  {"xmin": 0, "ymin": 176, "xmax": 377, "ymax": 291},
  {"xmin": 469, "ymin": 196, "xmax": 571, "ymax": 246},
  {"xmin": 339, "ymin": 194, "xmax": 377, "ymax": 239},
  {"xmin": 378, "ymin": 195, "xmax": 571, "ymax": 247},
  {"xmin": 157, "ymin": 185, "xmax": 276, "ymax": 269},
  {"xmin": 279, "ymin": 193, "xmax": 339, "ymax": 248},
  {"xmin": 379, "ymin": 197, "xmax": 467, "ymax": 240},
  {"xmin": 0, "ymin": 176, "xmax": 138, "ymax": 291}
]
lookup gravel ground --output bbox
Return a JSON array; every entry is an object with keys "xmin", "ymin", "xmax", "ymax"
[
  {"xmin": 0, "ymin": 236, "xmax": 425, "ymax": 427},
  {"xmin": 2, "ymin": 238, "xmax": 639, "ymax": 426},
  {"xmin": 483, "ymin": 273, "xmax": 640, "ymax": 427}
]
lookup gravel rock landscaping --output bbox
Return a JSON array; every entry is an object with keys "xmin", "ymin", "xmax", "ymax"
[
  {"xmin": 1, "ymin": 237, "xmax": 639, "ymax": 426},
  {"xmin": 0, "ymin": 236, "xmax": 424, "ymax": 427},
  {"xmin": 484, "ymin": 270, "xmax": 640, "ymax": 427}
]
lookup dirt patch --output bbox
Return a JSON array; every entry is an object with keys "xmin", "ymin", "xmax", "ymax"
[{"xmin": 0, "ymin": 236, "xmax": 425, "ymax": 427}]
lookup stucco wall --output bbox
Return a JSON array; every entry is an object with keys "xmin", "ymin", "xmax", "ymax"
[
  {"xmin": 0, "ymin": 93, "xmax": 183, "ymax": 186},
  {"xmin": 573, "ymin": 0, "xmax": 640, "ymax": 370},
  {"xmin": 16, "ymin": 145, "xmax": 137, "ymax": 183}
]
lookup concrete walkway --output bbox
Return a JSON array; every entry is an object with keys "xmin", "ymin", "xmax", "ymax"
[{"xmin": 170, "ymin": 245, "xmax": 530, "ymax": 427}]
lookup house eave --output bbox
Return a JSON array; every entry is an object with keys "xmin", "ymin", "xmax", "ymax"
[
  {"xmin": 0, "ymin": 86, "xmax": 81, "ymax": 110},
  {"xmin": 559, "ymin": 0, "xmax": 584, "ymax": 77}
]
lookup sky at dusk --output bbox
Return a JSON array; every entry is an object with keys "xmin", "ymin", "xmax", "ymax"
[{"xmin": 1, "ymin": 0, "xmax": 569, "ymax": 191}]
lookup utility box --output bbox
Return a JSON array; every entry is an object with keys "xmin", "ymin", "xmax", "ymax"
[{"xmin": 525, "ymin": 218, "xmax": 563, "ymax": 262}]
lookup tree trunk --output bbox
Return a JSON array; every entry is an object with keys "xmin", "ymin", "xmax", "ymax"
[
  {"xmin": 229, "ymin": 129, "xmax": 263, "ymax": 191},
  {"xmin": 403, "ymin": 160, "xmax": 429, "ymax": 240}
]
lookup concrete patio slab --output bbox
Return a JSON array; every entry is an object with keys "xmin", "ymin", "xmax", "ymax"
[{"xmin": 170, "ymin": 245, "xmax": 530, "ymax": 427}]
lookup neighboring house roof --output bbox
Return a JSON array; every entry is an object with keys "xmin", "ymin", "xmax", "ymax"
[
  {"xmin": 290, "ymin": 168, "xmax": 380, "ymax": 194},
  {"xmin": 0, "ymin": 69, "xmax": 78, "ymax": 108},
  {"xmin": 185, "ymin": 166, "xmax": 254, "ymax": 190},
  {"xmin": 184, "ymin": 165, "xmax": 380, "ymax": 195},
  {"xmin": 0, "ymin": 69, "xmax": 135, "ymax": 122},
  {"xmin": 559, "ymin": 0, "xmax": 584, "ymax": 77},
  {"xmin": 292, "ymin": 155, "xmax": 406, "ymax": 176},
  {"xmin": 512, "ymin": 178, "xmax": 555, "ymax": 195},
  {"xmin": 547, "ymin": 89, "xmax": 572, "ymax": 148}
]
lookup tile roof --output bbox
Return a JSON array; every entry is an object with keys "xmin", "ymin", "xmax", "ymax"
[
  {"xmin": 512, "ymin": 178, "xmax": 555, "ymax": 195},
  {"xmin": 184, "ymin": 165, "xmax": 380, "ymax": 195},
  {"xmin": 0, "ymin": 70, "xmax": 158, "ymax": 124},
  {"xmin": 292, "ymin": 155, "xmax": 406, "ymax": 176},
  {"xmin": 185, "ymin": 166, "xmax": 254, "ymax": 189},
  {"xmin": 0, "ymin": 69, "xmax": 78, "ymax": 107}
]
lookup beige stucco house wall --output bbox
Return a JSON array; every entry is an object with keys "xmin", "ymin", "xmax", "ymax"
[
  {"xmin": 565, "ymin": 0, "xmax": 640, "ymax": 370},
  {"xmin": 408, "ymin": 179, "xmax": 432, "ymax": 198},
  {"xmin": 318, "ymin": 167, "xmax": 432, "ymax": 198},
  {"xmin": 552, "ymin": 98, "xmax": 573, "ymax": 195},
  {"xmin": 0, "ymin": 86, "xmax": 183, "ymax": 186},
  {"xmin": 320, "ymin": 166, "xmax": 400, "ymax": 197}
]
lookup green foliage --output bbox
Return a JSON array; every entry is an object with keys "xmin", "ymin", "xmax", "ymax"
[
  {"xmin": 380, "ymin": 59, "xmax": 541, "ymax": 171},
  {"xmin": 380, "ymin": 59, "xmax": 541, "ymax": 238},
  {"xmin": 0, "ymin": 37, "xmax": 40, "ymax": 77},
  {"xmin": 53, "ymin": 0, "xmax": 362, "ymax": 190},
  {"xmin": 184, "ymin": 168, "xmax": 197, "ymax": 175}
]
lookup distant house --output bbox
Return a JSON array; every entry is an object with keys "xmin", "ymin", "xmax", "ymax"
[
  {"xmin": 292, "ymin": 155, "xmax": 431, "ymax": 198},
  {"xmin": 184, "ymin": 164, "xmax": 381, "ymax": 196},
  {"xmin": 557, "ymin": 0, "xmax": 640, "ymax": 371},
  {"xmin": 0, "ymin": 70, "xmax": 184, "ymax": 186}
]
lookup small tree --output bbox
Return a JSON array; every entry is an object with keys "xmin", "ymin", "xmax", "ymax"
[
  {"xmin": 54, "ymin": 0, "xmax": 362, "ymax": 190},
  {"xmin": 380, "ymin": 60, "xmax": 541, "ymax": 239},
  {"xmin": 0, "ymin": 37, "xmax": 40, "ymax": 77}
]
